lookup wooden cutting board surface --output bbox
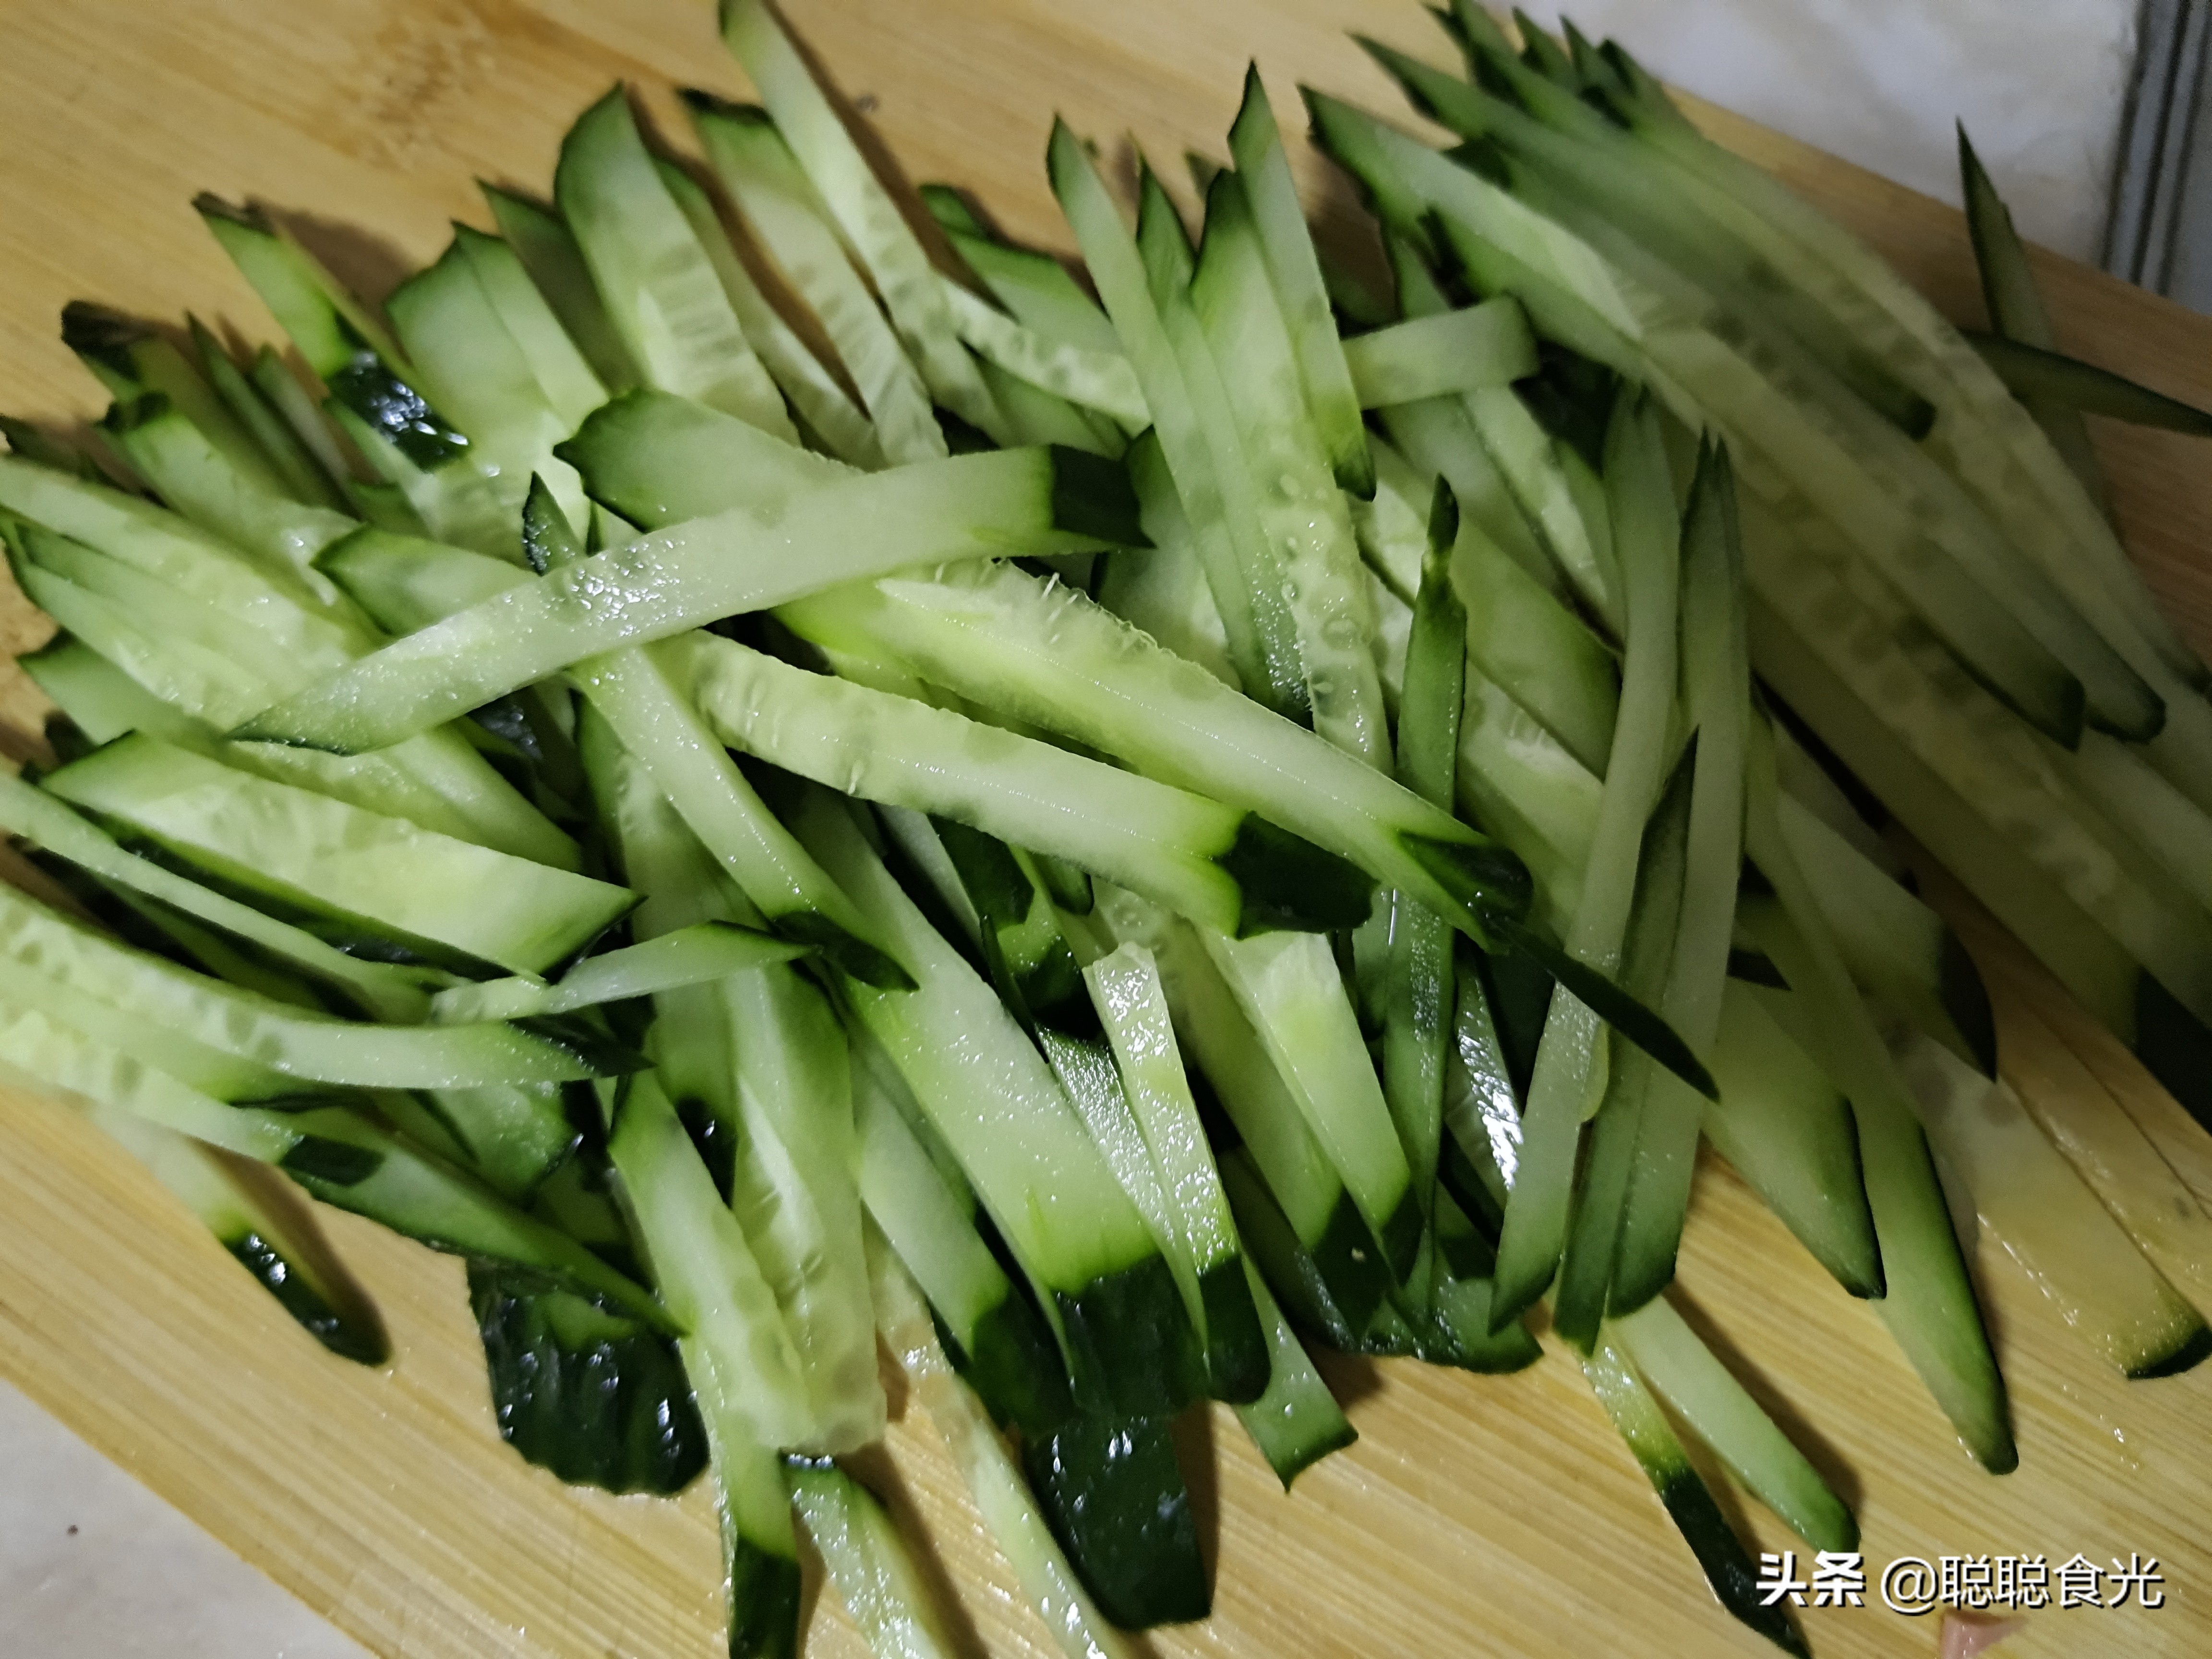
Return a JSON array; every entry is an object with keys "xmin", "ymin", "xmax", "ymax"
[{"xmin": 1, "ymin": 4, "xmax": 2210, "ymax": 1656}]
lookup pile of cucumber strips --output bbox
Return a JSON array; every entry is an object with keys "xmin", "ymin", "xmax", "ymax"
[{"xmin": 4, "ymin": 1, "xmax": 2211, "ymax": 1654}]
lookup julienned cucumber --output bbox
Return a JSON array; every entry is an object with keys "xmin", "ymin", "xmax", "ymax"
[{"xmin": 234, "ymin": 442, "xmax": 1141, "ymax": 754}]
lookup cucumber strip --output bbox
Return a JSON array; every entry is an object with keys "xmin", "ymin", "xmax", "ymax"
[
  {"xmin": 1591, "ymin": 36, "xmax": 2209, "ymax": 697},
  {"xmin": 673, "ymin": 630, "xmax": 1371, "ymax": 938},
  {"xmin": 1610, "ymin": 448, "xmax": 1752, "ymax": 1314},
  {"xmin": 1087, "ymin": 886, "xmax": 1346, "ymax": 1254},
  {"xmin": 1041, "ymin": 1028, "xmax": 1205, "ymax": 1353},
  {"xmin": 0, "ymin": 769, "xmax": 433, "ymax": 1023},
  {"xmin": 196, "ymin": 199, "xmax": 514, "ymax": 556},
  {"xmin": 1612, "ymin": 1298, "xmax": 1857, "ymax": 1553},
  {"xmin": 1443, "ymin": 958, "xmax": 1524, "ymax": 1216},
  {"xmin": 1441, "ymin": 21, "xmax": 2201, "ymax": 711},
  {"xmin": 1893, "ymin": 1031, "xmax": 2211, "ymax": 1378},
  {"xmin": 688, "ymin": 1355, "xmax": 803, "ymax": 1659},
  {"xmin": 43, "ymin": 735, "xmax": 635, "ymax": 977},
  {"xmin": 1203, "ymin": 928, "xmax": 1419, "ymax": 1280},
  {"xmin": 1451, "ymin": 502, "xmax": 1618, "ymax": 777},
  {"xmin": 429, "ymin": 922, "xmax": 803, "ymax": 1022},
  {"xmin": 606, "ymin": 1070, "xmax": 814, "ymax": 1513},
  {"xmin": 577, "ymin": 637, "xmax": 910, "ymax": 988},
  {"xmin": 717, "ymin": 0, "xmax": 1010, "ymax": 444},
  {"xmin": 721, "ymin": 962, "xmax": 886, "ymax": 1454},
  {"xmin": 2068, "ymin": 731, "xmax": 2212, "ymax": 920},
  {"xmin": 936, "ymin": 223, "xmax": 1123, "ymax": 356},
  {"xmin": 1378, "ymin": 392, "xmax": 1560, "ymax": 598},
  {"xmin": 418, "ymin": 1081, "xmax": 579, "ymax": 1203},
  {"xmin": 1098, "ymin": 435, "xmax": 1241, "ymax": 689},
  {"xmin": 1491, "ymin": 395, "xmax": 1682, "ymax": 1326},
  {"xmin": 1456, "ymin": 668, "xmax": 1602, "ymax": 931},
  {"xmin": 590, "ymin": 729, "xmax": 883, "ymax": 1449},
  {"xmin": 1978, "ymin": 956, "xmax": 2212, "ymax": 1305},
  {"xmin": 929, "ymin": 820, "xmax": 1089, "ymax": 1033},
  {"xmin": 0, "ymin": 937, "xmax": 299, "ymax": 1103},
  {"xmin": 1021, "ymin": 1407, "xmax": 1208, "ymax": 1630},
  {"xmin": 0, "ymin": 468, "xmax": 576, "ymax": 866},
  {"xmin": 1086, "ymin": 942, "xmax": 1270, "ymax": 1401},
  {"xmin": 785, "ymin": 1460, "xmax": 961, "ymax": 1659},
  {"xmin": 61, "ymin": 305, "xmax": 287, "ymax": 494},
  {"xmin": 558, "ymin": 385, "xmax": 851, "ymax": 528},
  {"xmin": 1703, "ymin": 979, "xmax": 1883, "ymax": 1298},
  {"xmin": 1776, "ymin": 794, "xmax": 1995, "ymax": 1074},
  {"xmin": 19, "ymin": 556, "xmax": 572, "ymax": 868},
  {"xmin": 790, "ymin": 787, "xmax": 1195, "ymax": 1419},
  {"xmin": 1551, "ymin": 756, "xmax": 1690, "ymax": 1351},
  {"xmin": 1341, "ymin": 299, "xmax": 1539, "ymax": 406},
  {"xmin": 1744, "ymin": 719, "xmax": 2015, "ymax": 1470},
  {"xmin": 1967, "ymin": 332, "xmax": 2212, "ymax": 435},
  {"xmin": 1227, "ymin": 66, "xmax": 1373, "ymax": 496},
  {"xmin": 1743, "ymin": 511, "xmax": 2212, "ymax": 1034},
  {"xmin": 96, "ymin": 1104, "xmax": 388, "ymax": 1363},
  {"xmin": 687, "ymin": 95, "xmax": 938, "ymax": 465},
  {"xmin": 1139, "ymin": 162, "xmax": 1313, "ymax": 721},
  {"xmin": 0, "ymin": 998, "xmax": 656, "ymax": 1317},
  {"xmin": 317, "ymin": 526, "xmax": 527, "ymax": 635},
  {"xmin": 1754, "ymin": 607, "xmax": 2212, "ymax": 1137},
  {"xmin": 1579, "ymin": 1334, "xmax": 1812, "ymax": 1659},
  {"xmin": 1330, "ymin": 102, "xmax": 2121, "ymax": 745},
  {"xmin": 0, "ymin": 454, "xmax": 362, "ymax": 641},
  {"xmin": 247, "ymin": 346, "xmax": 366, "ymax": 500},
  {"xmin": 0, "ymin": 416, "xmax": 104, "ymax": 479},
  {"xmin": 976, "ymin": 355, "xmax": 1124, "ymax": 459},
  {"xmin": 1381, "ymin": 487, "xmax": 1466, "ymax": 1210},
  {"xmin": 1221, "ymin": 1145, "xmax": 1360, "ymax": 1348},
  {"xmin": 1190, "ymin": 167, "xmax": 1389, "ymax": 765},
  {"xmin": 449, "ymin": 224, "xmax": 608, "ymax": 434},
  {"xmin": 234, "ymin": 442, "xmax": 1137, "ymax": 754},
  {"xmin": 389, "ymin": 234, "xmax": 584, "ymax": 529},
  {"xmin": 0, "ymin": 878, "xmax": 616, "ymax": 1089},
  {"xmin": 1048, "ymin": 124, "xmax": 1305, "ymax": 717},
  {"xmin": 937, "ymin": 276, "xmax": 1150, "ymax": 428},
  {"xmin": 99, "ymin": 396, "xmax": 357, "ymax": 579},
  {"xmin": 467, "ymin": 1261, "xmax": 706, "ymax": 1493},
  {"xmin": 553, "ymin": 88, "xmax": 795, "ymax": 442},
  {"xmin": 1234, "ymin": 1256, "xmax": 1355, "ymax": 1489},
  {"xmin": 1374, "ymin": 39, "xmax": 1930, "ymax": 443},
  {"xmin": 778, "ymin": 562, "xmax": 1532, "ymax": 946},
  {"xmin": 192, "ymin": 199, "xmax": 432, "ymax": 433},
  {"xmin": 1462, "ymin": 385, "xmax": 1619, "ymax": 632},
  {"xmin": 870, "ymin": 1238, "xmax": 1137, "ymax": 1659},
  {"xmin": 654, "ymin": 156, "xmax": 888, "ymax": 472},
  {"xmin": 1116, "ymin": 384, "xmax": 1252, "ymax": 686},
  {"xmin": 386, "ymin": 232, "xmax": 586, "ymax": 535},
  {"xmin": 855, "ymin": 1059, "xmax": 1071, "ymax": 1435},
  {"xmin": 1349, "ymin": 433, "xmax": 1432, "ymax": 603},
  {"xmin": 608, "ymin": 1070, "xmax": 814, "ymax": 1450},
  {"xmin": 1956, "ymin": 131, "xmax": 2107, "ymax": 509},
  {"xmin": 480, "ymin": 184, "xmax": 639, "ymax": 394}
]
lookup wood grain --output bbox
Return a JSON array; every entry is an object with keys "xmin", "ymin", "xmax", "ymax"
[{"xmin": 0, "ymin": 4, "xmax": 2208, "ymax": 1657}]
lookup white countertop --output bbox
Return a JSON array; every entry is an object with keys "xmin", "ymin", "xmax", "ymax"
[{"xmin": 0, "ymin": 3, "xmax": 2146, "ymax": 1655}]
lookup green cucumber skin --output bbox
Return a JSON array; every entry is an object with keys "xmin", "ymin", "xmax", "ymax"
[
  {"xmin": 1022, "ymin": 1413, "xmax": 1210, "ymax": 1631},
  {"xmin": 952, "ymin": 1289, "xmax": 1075, "ymax": 1439},
  {"xmin": 1196, "ymin": 1256, "xmax": 1272, "ymax": 1405},
  {"xmin": 726, "ymin": 1536, "xmax": 804, "ymax": 1659},
  {"xmin": 223, "ymin": 1230, "xmax": 387, "ymax": 1365},
  {"xmin": 1054, "ymin": 1252, "xmax": 1208, "ymax": 1419},
  {"xmin": 468, "ymin": 1260, "xmax": 708, "ymax": 1495},
  {"xmin": 1233, "ymin": 1259, "xmax": 1356, "ymax": 1490}
]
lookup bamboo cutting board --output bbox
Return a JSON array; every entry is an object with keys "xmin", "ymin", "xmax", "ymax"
[{"xmin": 1, "ymin": 4, "xmax": 2210, "ymax": 1657}]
